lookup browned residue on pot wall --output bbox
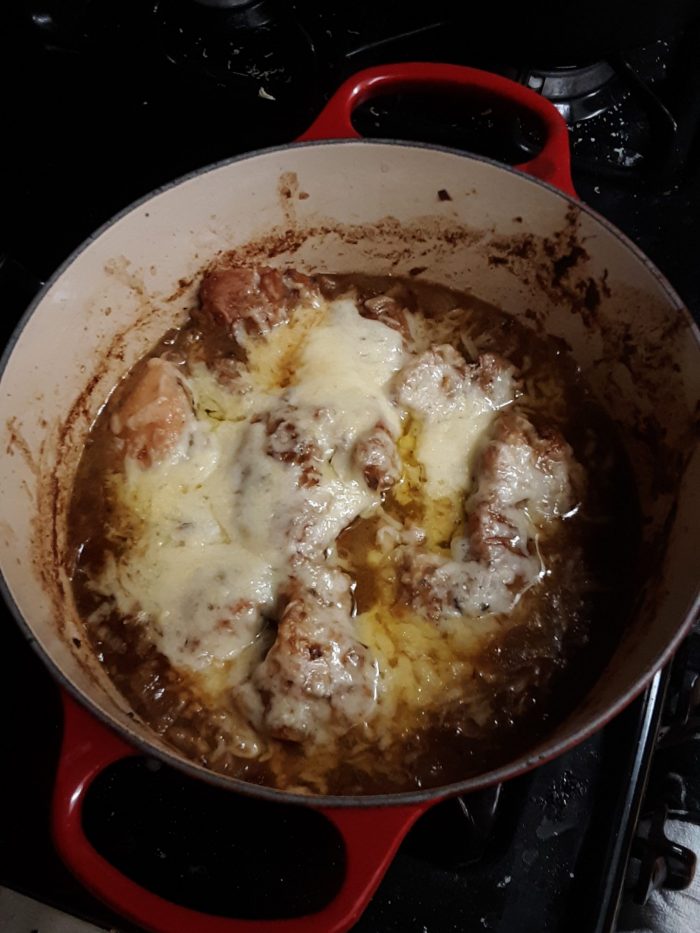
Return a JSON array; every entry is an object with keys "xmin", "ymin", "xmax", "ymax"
[
  {"xmin": 487, "ymin": 204, "xmax": 612, "ymax": 328},
  {"xmin": 5, "ymin": 417, "xmax": 37, "ymax": 475},
  {"xmin": 278, "ymin": 171, "xmax": 300, "ymax": 227}
]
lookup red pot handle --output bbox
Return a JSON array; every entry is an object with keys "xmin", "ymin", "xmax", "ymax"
[
  {"xmin": 298, "ymin": 62, "xmax": 576, "ymax": 198},
  {"xmin": 52, "ymin": 692, "xmax": 432, "ymax": 933}
]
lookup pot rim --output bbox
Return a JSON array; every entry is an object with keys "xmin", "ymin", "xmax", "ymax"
[{"xmin": 2, "ymin": 137, "xmax": 699, "ymax": 808}]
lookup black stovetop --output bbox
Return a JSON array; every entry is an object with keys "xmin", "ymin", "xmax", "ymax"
[{"xmin": 2, "ymin": 4, "xmax": 700, "ymax": 932}]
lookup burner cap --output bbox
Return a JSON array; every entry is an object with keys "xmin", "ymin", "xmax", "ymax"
[{"xmin": 516, "ymin": 63, "xmax": 625, "ymax": 123}]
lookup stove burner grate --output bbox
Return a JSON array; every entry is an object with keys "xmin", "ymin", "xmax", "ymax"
[{"xmin": 516, "ymin": 62, "xmax": 625, "ymax": 123}]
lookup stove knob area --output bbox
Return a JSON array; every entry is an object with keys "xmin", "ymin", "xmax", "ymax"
[
  {"xmin": 624, "ymin": 639, "xmax": 700, "ymax": 908},
  {"xmin": 625, "ymin": 803, "xmax": 697, "ymax": 904}
]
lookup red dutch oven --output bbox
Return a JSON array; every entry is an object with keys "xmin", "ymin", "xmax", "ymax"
[{"xmin": 0, "ymin": 63, "xmax": 699, "ymax": 933}]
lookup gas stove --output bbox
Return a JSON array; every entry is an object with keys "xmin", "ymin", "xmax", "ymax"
[{"xmin": 2, "ymin": 4, "xmax": 700, "ymax": 932}]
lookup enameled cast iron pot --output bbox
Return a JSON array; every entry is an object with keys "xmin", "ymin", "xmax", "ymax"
[{"xmin": 1, "ymin": 64, "xmax": 699, "ymax": 933}]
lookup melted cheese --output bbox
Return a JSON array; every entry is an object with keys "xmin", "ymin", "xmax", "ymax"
[
  {"xmin": 95, "ymin": 285, "xmax": 573, "ymax": 749},
  {"xmin": 290, "ymin": 298, "xmax": 404, "ymax": 441},
  {"xmin": 356, "ymin": 606, "xmax": 498, "ymax": 723},
  {"xmin": 408, "ymin": 365, "xmax": 515, "ymax": 501},
  {"xmin": 418, "ymin": 398, "xmax": 497, "ymax": 499},
  {"xmin": 97, "ymin": 296, "xmax": 406, "ymax": 677}
]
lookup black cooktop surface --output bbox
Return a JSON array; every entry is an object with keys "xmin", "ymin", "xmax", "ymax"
[{"xmin": 2, "ymin": 4, "xmax": 700, "ymax": 932}]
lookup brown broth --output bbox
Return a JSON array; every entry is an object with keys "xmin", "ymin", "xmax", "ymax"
[{"xmin": 67, "ymin": 273, "xmax": 641, "ymax": 795}]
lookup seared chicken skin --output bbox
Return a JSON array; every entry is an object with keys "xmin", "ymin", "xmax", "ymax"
[
  {"xmin": 394, "ymin": 344, "xmax": 516, "ymax": 417},
  {"xmin": 352, "ymin": 421, "xmax": 402, "ymax": 493},
  {"xmin": 399, "ymin": 410, "xmax": 584, "ymax": 621},
  {"xmin": 110, "ymin": 358, "xmax": 193, "ymax": 467},
  {"xmin": 237, "ymin": 563, "xmax": 377, "ymax": 743},
  {"xmin": 198, "ymin": 265, "xmax": 318, "ymax": 341}
]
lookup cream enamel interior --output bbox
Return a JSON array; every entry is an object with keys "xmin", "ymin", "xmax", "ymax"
[{"xmin": 1, "ymin": 140, "xmax": 699, "ymax": 800}]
